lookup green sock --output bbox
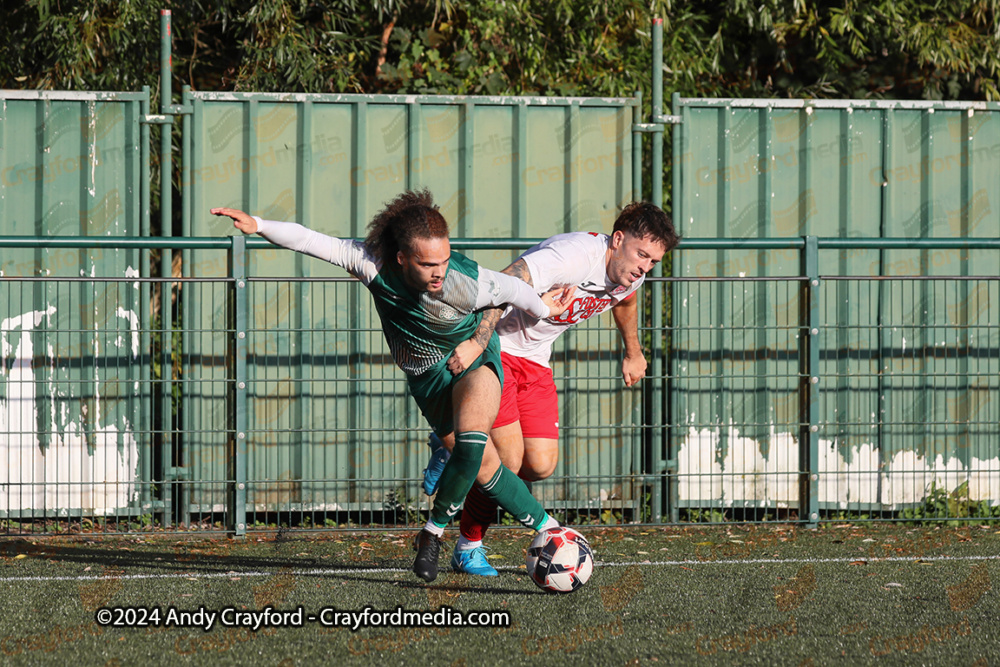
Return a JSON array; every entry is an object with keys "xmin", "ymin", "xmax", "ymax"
[
  {"xmin": 429, "ymin": 431, "xmax": 488, "ymax": 527},
  {"xmin": 479, "ymin": 465, "xmax": 549, "ymax": 530}
]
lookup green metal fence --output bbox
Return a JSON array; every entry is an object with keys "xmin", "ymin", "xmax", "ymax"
[
  {"xmin": 666, "ymin": 238, "xmax": 1000, "ymax": 525},
  {"xmin": 2, "ymin": 236, "xmax": 997, "ymax": 534},
  {"xmin": 0, "ymin": 88, "xmax": 153, "ymax": 530},
  {"xmin": 665, "ymin": 7, "xmax": 1000, "ymax": 526}
]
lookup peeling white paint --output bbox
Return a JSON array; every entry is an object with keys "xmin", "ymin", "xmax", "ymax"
[
  {"xmin": 677, "ymin": 423, "xmax": 1000, "ymax": 509},
  {"xmin": 115, "ymin": 307, "xmax": 140, "ymax": 358},
  {"xmin": 0, "ymin": 307, "xmax": 138, "ymax": 513},
  {"xmin": 126, "ymin": 266, "xmax": 139, "ymax": 290}
]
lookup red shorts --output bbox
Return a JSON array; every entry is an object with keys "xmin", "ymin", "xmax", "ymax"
[{"xmin": 493, "ymin": 352, "xmax": 559, "ymax": 439}]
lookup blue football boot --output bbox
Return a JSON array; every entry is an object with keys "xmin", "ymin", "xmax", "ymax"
[
  {"xmin": 451, "ymin": 546, "xmax": 499, "ymax": 577},
  {"xmin": 422, "ymin": 432, "xmax": 451, "ymax": 496}
]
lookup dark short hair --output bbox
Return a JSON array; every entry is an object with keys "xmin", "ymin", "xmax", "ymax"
[
  {"xmin": 364, "ymin": 189, "xmax": 449, "ymax": 261},
  {"xmin": 612, "ymin": 202, "xmax": 679, "ymax": 251}
]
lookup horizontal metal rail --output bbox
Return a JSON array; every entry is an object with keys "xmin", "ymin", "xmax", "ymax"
[{"xmin": 3, "ymin": 236, "xmax": 1000, "ymax": 251}]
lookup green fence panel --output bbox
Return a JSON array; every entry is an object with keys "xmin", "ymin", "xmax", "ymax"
[
  {"xmin": 0, "ymin": 91, "xmax": 148, "ymax": 521},
  {"xmin": 178, "ymin": 92, "xmax": 639, "ymax": 521},
  {"xmin": 818, "ymin": 276, "xmax": 1000, "ymax": 514},
  {"xmin": 672, "ymin": 98, "xmax": 1000, "ymax": 518}
]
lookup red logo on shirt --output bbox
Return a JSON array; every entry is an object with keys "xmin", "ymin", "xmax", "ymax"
[{"xmin": 550, "ymin": 296, "xmax": 613, "ymax": 324}]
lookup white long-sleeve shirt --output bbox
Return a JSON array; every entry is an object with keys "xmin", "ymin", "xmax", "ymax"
[{"xmin": 254, "ymin": 218, "xmax": 551, "ymax": 375}]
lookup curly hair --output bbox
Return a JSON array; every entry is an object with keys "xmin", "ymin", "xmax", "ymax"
[
  {"xmin": 612, "ymin": 202, "xmax": 680, "ymax": 251},
  {"xmin": 364, "ymin": 189, "xmax": 450, "ymax": 261}
]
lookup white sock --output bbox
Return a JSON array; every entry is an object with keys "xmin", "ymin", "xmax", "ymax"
[
  {"xmin": 423, "ymin": 521, "xmax": 445, "ymax": 537},
  {"xmin": 455, "ymin": 537, "xmax": 482, "ymax": 551},
  {"xmin": 537, "ymin": 514, "xmax": 559, "ymax": 532}
]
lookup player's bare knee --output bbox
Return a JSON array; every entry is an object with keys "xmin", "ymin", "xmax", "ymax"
[
  {"xmin": 520, "ymin": 459, "xmax": 556, "ymax": 481},
  {"xmin": 521, "ymin": 439, "xmax": 558, "ymax": 480}
]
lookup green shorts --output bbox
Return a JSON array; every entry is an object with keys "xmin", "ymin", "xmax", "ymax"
[{"xmin": 407, "ymin": 332, "xmax": 503, "ymax": 438}]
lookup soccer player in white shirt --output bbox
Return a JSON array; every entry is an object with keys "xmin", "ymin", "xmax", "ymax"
[{"xmin": 423, "ymin": 202, "xmax": 680, "ymax": 576}]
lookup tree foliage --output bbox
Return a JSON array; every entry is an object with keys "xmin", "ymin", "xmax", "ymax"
[{"xmin": 3, "ymin": 0, "xmax": 1000, "ymax": 101}]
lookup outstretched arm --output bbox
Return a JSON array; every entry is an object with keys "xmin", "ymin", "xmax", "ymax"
[
  {"xmin": 611, "ymin": 294, "xmax": 647, "ymax": 387},
  {"xmin": 210, "ymin": 208, "xmax": 378, "ymax": 283},
  {"xmin": 447, "ymin": 259, "xmax": 532, "ymax": 375}
]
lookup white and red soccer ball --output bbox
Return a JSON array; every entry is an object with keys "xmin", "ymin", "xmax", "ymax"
[{"xmin": 525, "ymin": 527, "xmax": 594, "ymax": 593}]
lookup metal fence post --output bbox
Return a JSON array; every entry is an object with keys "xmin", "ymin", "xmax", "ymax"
[
  {"xmin": 229, "ymin": 236, "xmax": 248, "ymax": 536},
  {"xmin": 158, "ymin": 9, "xmax": 175, "ymax": 528},
  {"xmin": 628, "ymin": 89, "xmax": 649, "ymax": 520},
  {"xmin": 668, "ymin": 91, "xmax": 683, "ymax": 523},
  {"xmin": 649, "ymin": 16, "xmax": 666, "ymax": 524},
  {"xmin": 140, "ymin": 86, "xmax": 153, "ymax": 512},
  {"xmin": 801, "ymin": 235, "xmax": 820, "ymax": 527},
  {"xmin": 179, "ymin": 84, "xmax": 192, "ymax": 525},
  {"xmin": 632, "ymin": 90, "xmax": 642, "ymax": 201}
]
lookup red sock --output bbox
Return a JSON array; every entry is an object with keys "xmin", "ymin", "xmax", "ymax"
[{"xmin": 460, "ymin": 484, "xmax": 497, "ymax": 541}]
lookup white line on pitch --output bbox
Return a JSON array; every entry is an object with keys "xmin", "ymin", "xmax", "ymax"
[
  {"xmin": 587, "ymin": 554, "xmax": 1000, "ymax": 568},
  {"xmin": 1, "ymin": 553, "xmax": 998, "ymax": 583}
]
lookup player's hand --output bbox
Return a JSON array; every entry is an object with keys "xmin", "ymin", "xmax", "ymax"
[
  {"xmin": 622, "ymin": 353, "xmax": 647, "ymax": 387},
  {"xmin": 447, "ymin": 339, "xmax": 485, "ymax": 376},
  {"xmin": 211, "ymin": 207, "xmax": 258, "ymax": 235},
  {"xmin": 542, "ymin": 286, "xmax": 576, "ymax": 318}
]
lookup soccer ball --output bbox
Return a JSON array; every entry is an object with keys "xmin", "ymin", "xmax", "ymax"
[{"xmin": 525, "ymin": 527, "xmax": 594, "ymax": 593}]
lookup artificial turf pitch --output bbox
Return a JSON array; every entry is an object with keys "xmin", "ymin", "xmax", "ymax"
[{"xmin": 0, "ymin": 523, "xmax": 997, "ymax": 665}]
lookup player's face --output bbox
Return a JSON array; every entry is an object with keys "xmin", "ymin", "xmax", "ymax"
[
  {"xmin": 606, "ymin": 231, "xmax": 666, "ymax": 288},
  {"xmin": 397, "ymin": 236, "xmax": 451, "ymax": 293}
]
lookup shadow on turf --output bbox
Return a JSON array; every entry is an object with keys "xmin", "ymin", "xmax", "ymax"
[
  {"xmin": 0, "ymin": 540, "xmax": 410, "ymax": 575},
  {"xmin": 0, "ymin": 539, "xmax": 541, "ymax": 594}
]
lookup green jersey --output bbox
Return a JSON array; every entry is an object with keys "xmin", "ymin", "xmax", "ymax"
[
  {"xmin": 369, "ymin": 251, "xmax": 487, "ymax": 375},
  {"xmin": 253, "ymin": 217, "xmax": 552, "ymax": 434}
]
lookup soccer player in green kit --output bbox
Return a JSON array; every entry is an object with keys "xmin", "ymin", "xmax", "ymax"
[{"xmin": 212, "ymin": 190, "xmax": 574, "ymax": 582}]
